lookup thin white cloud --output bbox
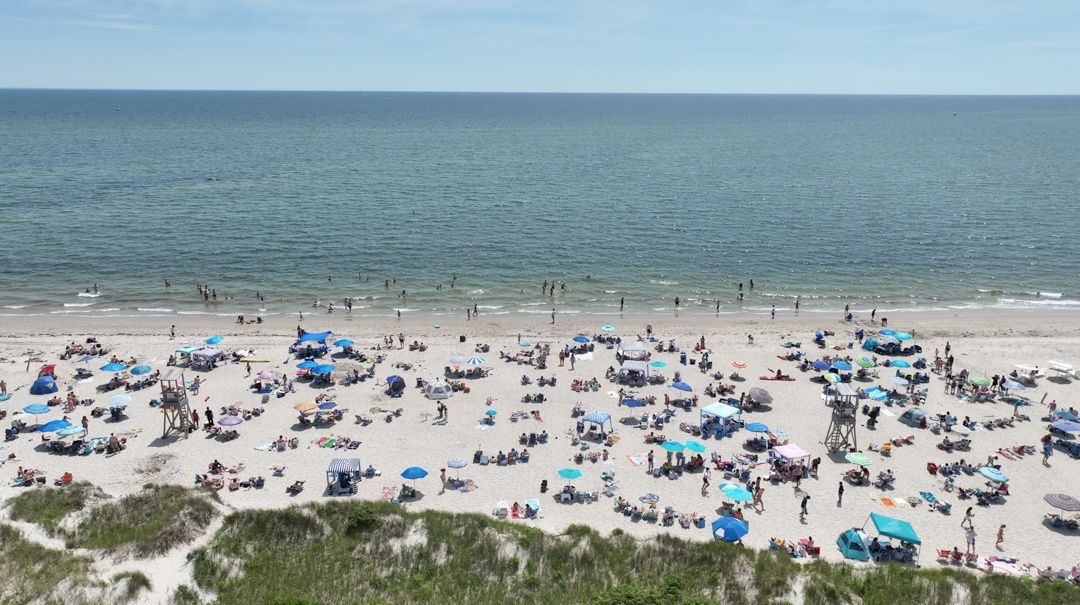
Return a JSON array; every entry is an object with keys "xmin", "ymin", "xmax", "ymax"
[{"xmin": 65, "ymin": 19, "xmax": 159, "ymax": 31}]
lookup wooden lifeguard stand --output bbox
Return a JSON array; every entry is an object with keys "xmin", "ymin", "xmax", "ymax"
[
  {"xmin": 824, "ymin": 382, "xmax": 859, "ymax": 452},
  {"xmin": 159, "ymin": 367, "xmax": 194, "ymax": 439}
]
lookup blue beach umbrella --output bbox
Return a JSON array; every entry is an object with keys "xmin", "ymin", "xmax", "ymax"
[
  {"xmin": 108, "ymin": 394, "xmax": 132, "ymax": 407},
  {"xmin": 1053, "ymin": 410, "xmax": 1078, "ymax": 420},
  {"xmin": 979, "ymin": 467, "xmax": 1009, "ymax": 483},
  {"xmin": 649, "ymin": 361, "xmax": 667, "ymax": 368},
  {"xmin": 1052, "ymin": 420, "xmax": 1080, "ymax": 433},
  {"xmin": 38, "ymin": 419, "xmax": 72, "ymax": 433},
  {"xmin": 601, "ymin": 325, "xmax": 616, "ymax": 332},
  {"xmin": 297, "ymin": 360, "xmax": 319, "ymax": 369},
  {"xmin": 878, "ymin": 330, "xmax": 895, "ymax": 336},
  {"xmin": 447, "ymin": 458, "xmax": 468, "ymax": 469},
  {"xmin": 684, "ymin": 440, "xmax": 707, "ymax": 453},
  {"xmin": 100, "ymin": 363, "xmax": 126, "ymax": 372},
  {"xmin": 831, "ymin": 361, "xmax": 853, "ymax": 371},
  {"xmin": 712, "ymin": 517, "xmax": 749, "ymax": 542},
  {"xmin": 205, "ymin": 336, "xmax": 224, "ymax": 345},
  {"xmin": 129, "ymin": 365, "xmax": 152, "ymax": 375},
  {"xmin": 725, "ymin": 487, "xmax": 754, "ymax": 502},
  {"xmin": 401, "ymin": 467, "xmax": 429, "ymax": 480},
  {"xmin": 1002, "ymin": 381, "xmax": 1025, "ymax": 390},
  {"xmin": 856, "ymin": 357, "xmax": 875, "ymax": 368},
  {"xmin": 811, "ymin": 360, "xmax": 830, "ymax": 372},
  {"xmin": 218, "ymin": 416, "xmax": 243, "ymax": 426},
  {"xmin": 572, "ymin": 336, "xmax": 590, "ymax": 343},
  {"xmin": 745, "ymin": 422, "xmax": 769, "ymax": 433},
  {"xmin": 486, "ymin": 410, "xmax": 498, "ymax": 416},
  {"xmin": 313, "ymin": 364, "xmax": 336, "ymax": 375},
  {"xmin": 57, "ymin": 425, "xmax": 86, "ymax": 437},
  {"xmin": 661, "ymin": 441, "xmax": 685, "ymax": 453},
  {"xmin": 557, "ymin": 468, "xmax": 583, "ymax": 480},
  {"xmin": 22, "ymin": 404, "xmax": 51, "ymax": 415},
  {"xmin": 333, "ymin": 339, "xmax": 354, "ymax": 347},
  {"xmin": 466, "ymin": 356, "xmax": 485, "ymax": 365},
  {"xmin": 891, "ymin": 360, "xmax": 911, "ymax": 368},
  {"xmin": 894, "ymin": 332, "xmax": 913, "ymax": 341},
  {"xmin": 622, "ymin": 399, "xmax": 645, "ymax": 408},
  {"xmin": 670, "ymin": 382, "xmax": 692, "ymax": 392}
]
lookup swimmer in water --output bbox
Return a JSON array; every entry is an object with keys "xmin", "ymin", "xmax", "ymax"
[{"xmin": 313, "ymin": 300, "xmax": 320, "ymax": 307}]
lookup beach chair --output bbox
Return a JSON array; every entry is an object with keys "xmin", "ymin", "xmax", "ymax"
[{"xmin": 936, "ymin": 549, "xmax": 952, "ymax": 561}]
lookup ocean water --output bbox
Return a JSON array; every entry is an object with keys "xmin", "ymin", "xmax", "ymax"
[{"xmin": 1, "ymin": 91, "xmax": 1078, "ymax": 319}]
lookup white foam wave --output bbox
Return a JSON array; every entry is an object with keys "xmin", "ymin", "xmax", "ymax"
[
  {"xmin": 137, "ymin": 307, "xmax": 174, "ymax": 313},
  {"xmin": 64, "ymin": 303, "xmax": 94, "ymax": 307},
  {"xmin": 177, "ymin": 311, "xmax": 211, "ymax": 315},
  {"xmin": 468, "ymin": 289, "xmax": 484, "ymax": 295},
  {"xmin": 3, "ymin": 305, "xmax": 26, "ymax": 309},
  {"xmin": 77, "ymin": 292, "xmax": 102, "ymax": 298}
]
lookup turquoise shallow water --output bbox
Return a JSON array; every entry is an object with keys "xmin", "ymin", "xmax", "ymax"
[{"xmin": 1, "ymin": 91, "xmax": 1078, "ymax": 319}]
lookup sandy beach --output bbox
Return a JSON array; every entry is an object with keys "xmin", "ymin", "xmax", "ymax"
[{"xmin": 2, "ymin": 309, "xmax": 1079, "ymax": 596}]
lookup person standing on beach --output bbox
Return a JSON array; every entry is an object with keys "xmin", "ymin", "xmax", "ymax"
[
  {"xmin": 245, "ymin": 362, "xmax": 252, "ymax": 377},
  {"xmin": 771, "ymin": 306, "xmax": 776, "ymax": 319},
  {"xmin": 838, "ymin": 482, "xmax": 844, "ymax": 506},
  {"xmin": 551, "ymin": 309, "xmax": 556, "ymax": 324},
  {"xmin": 570, "ymin": 353, "xmax": 576, "ymax": 370},
  {"xmin": 205, "ymin": 408, "xmax": 214, "ymax": 425},
  {"xmin": 871, "ymin": 309, "xmax": 876, "ymax": 322},
  {"xmin": 192, "ymin": 410, "xmax": 199, "ymax": 428},
  {"xmin": 674, "ymin": 296, "xmax": 680, "ymax": 308},
  {"xmin": 716, "ymin": 300, "xmax": 720, "ymax": 312},
  {"xmin": 702, "ymin": 467, "xmax": 711, "ymax": 493},
  {"xmin": 620, "ymin": 297, "xmax": 624, "ymax": 310},
  {"xmin": 747, "ymin": 334, "xmax": 754, "ymax": 344},
  {"xmin": 398, "ymin": 333, "xmax": 405, "ymax": 348},
  {"xmin": 966, "ymin": 527, "xmax": 977, "ymax": 554},
  {"xmin": 646, "ymin": 324, "xmax": 653, "ymax": 338},
  {"xmin": 0, "ymin": 380, "xmax": 6, "ymax": 395},
  {"xmin": 800, "ymin": 495, "xmax": 810, "ymax": 520},
  {"xmin": 170, "ymin": 325, "xmax": 176, "ymax": 339},
  {"xmin": 440, "ymin": 469, "xmax": 447, "ymax": 494},
  {"xmin": 559, "ymin": 351, "xmax": 565, "ymax": 366},
  {"xmin": 473, "ymin": 304, "xmax": 478, "ymax": 317},
  {"xmin": 944, "ymin": 342, "xmax": 951, "ymax": 358},
  {"xmin": 647, "ymin": 450, "xmax": 654, "ymax": 472},
  {"xmin": 996, "ymin": 524, "xmax": 1005, "ymax": 547},
  {"xmin": 467, "ymin": 309, "xmax": 471, "ymax": 321}
]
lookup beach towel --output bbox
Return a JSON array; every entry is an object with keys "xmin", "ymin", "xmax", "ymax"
[
  {"xmin": 879, "ymin": 408, "xmax": 896, "ymax": 417},
  {"xmin": 511, "ymin": 510, "xmax": 522, "ymax": 519},
  {"xmin": 607, "ymin": 436, "xmax": 620, "ymax": 445},
  {"xmin": 576, "ymin": 352, "xmax": 593, "ymax": 361},
  {"xmin": 603, "ymin": 458, "xmax": 615, "ymax": 465},
  {"xmin": 881, "ymin": 498, "xmax": 897, "ymax": 508},
  {"xmin": 461, "ymin": 480, "xmax": 478, "ymax": 492},
  {"xmin": 627, "ymin": 454, "xmax": 647, "ymax": 467},
  {"xmin": 475, "ymin": 424, "xmax": 491, "ymax": 431},
  {"xmin": 897, "ymin": 499, "xmax": 910, "ymax": 508},
  {"xmin": 381, "ymin": 486, "xmax": 398, "ymax": 500},
  {"xmin": 321, "ymin": 439, "xmax": 337, "ymax": 448},
  {"xmin": 315, "ymin": 437, "xmax": 331, "ymax": 446},
  {"xmin": 228, "ymin": 465, "xmax": 245, "ymax": 474},
  {"xmin": 253, "ymin": 441, "xmax": 275, "ymax": 451}
]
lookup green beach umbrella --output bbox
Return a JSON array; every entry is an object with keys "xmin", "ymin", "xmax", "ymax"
[
  {"xmin": 856, "ymin": 357, "xmax": 875, "ymax": 368},
  {"xmin": 845, "ymin": 452, "xmax": 873, "ymax": 467},
  {"xmin": 969, "ymin": 376, "xmax": 991, "ymax": 387},
  {"xmin": 823, "ymin": 372, "xmax": 841, "ymax": 383}
]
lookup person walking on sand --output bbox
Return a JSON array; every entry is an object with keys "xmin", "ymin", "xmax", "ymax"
[
  {"xmin": 754, "ymin": 485, "xmax": 765, "ymax": 511},
  {"xmin": 800, "ymin": 495, "xmax": 810, "ymax": 520},
  {"xmin": 205, "ymin": 407, "xmax": 214, "ymax": 425},
  {"xmin": 440, "ymin": 469, "xmax": 447, "ymax": 494},
  {"xmin": 838, "ymin": 482, "xmax": 844, "ymax": 506},
  {"xmin": 771, "ymin": 305, "xmax": 776, "ymax": 319},
  {"xmin": 961, "ymin": 507, "xmax": 974, "ymax": 529},
  {"xmin": 551, "ymin": 308, "xmax": 556, "ymax": 324},
  {"xmin": 570, "ymin": 353, "xmax": 576, "ymax": 370},
  {"xmin": 965, "ymin": 526, "xmax": 977, "ymax": 554},
  {"xmin": 996, "ymin": 524, "xmax": 1005, "ymax": 547},
  {"xmin": 245, "ymin": 362, "xmax": 252, "ymax": 377},
  {"xmin": 170, "ymin": 325, "xmax": 176, "ymax": 339},
  {"xmin": 702, "ymin": 467, "xmax": 711, "ymax": 493},
  {"xmin": 559, "ymin": 351, "xmax": 565, "ymax": 366},
  {"xmin": 647, "ymin": 450, "xmax": 654, "ymax": 472}
]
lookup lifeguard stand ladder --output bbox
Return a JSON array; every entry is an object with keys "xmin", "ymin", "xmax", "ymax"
[
  {"xmin": 824, "ymin": 383, "xmax": 859, "ymax": 452},
  {"xmin": 159, "ymin": 367, "xmax": 194, "ymax": 439}
]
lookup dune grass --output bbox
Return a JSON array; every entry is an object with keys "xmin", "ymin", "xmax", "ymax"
[
  {"xmin": 4, "ymin": 481, "xmax": 101, "ymax": 536},
  {"xmin": 113, "ymin": 570, "xmax": 153, "ymax": 602},
  {"xmin": 188, "ymin": 500, "xmax": 1080, "ymax": 605},
  {"xmin": 67, "ymin": 484, "xmax": 218, "ymax": 557},
  {"xmin": 0, "ymin": 523, "xmax": 100, "ymax": 604}
]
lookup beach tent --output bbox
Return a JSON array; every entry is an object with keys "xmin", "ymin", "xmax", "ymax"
[
  {"xmin": 700, "ymin": 401, "xmax": 741, "ymax": 428},
  {"xmin": 862, "ymin": 338, "xmax": 879, "ymax": 352},
  {"xmin": 30, "ymin": 376, "xmax": 58, "ymax": 395},
  {"xmin": 837, "ymin": 528, "xmax": 871, "ymax": 561},
  {"xmin": 296, "ymin": 331, "xmax": 333, "ymax": 345},
  {"xmin": 616, "ymin": 341, "xmax": 648, "ymax": 360},
  {"xmin": 425, "ymin": 380, "xmax": 454, "ymax": 400},
  {"xmin": 867, "ymin": 512, "xmax": 921, "ymax": 562},
  {"xmin": 175, "ymin": 346, "xmax": 200, "ymax": 355},
  {"xmin": 771, "ymin": 444, "xmax": 811, "ymax": 467},
  {"xmin": 326, "ymin": 458, "xmax": 361, "ymax": 492},
  {"xmin": 618, "ymin": 360, "xmax": 649, "ymax": 378},
  {"xmin": 898, "ymin": 408, "xmax": 926, "ymax": 428},
  {"xmin": 583, "ymin": 411, "xmax": 613, "ymax": 437}
]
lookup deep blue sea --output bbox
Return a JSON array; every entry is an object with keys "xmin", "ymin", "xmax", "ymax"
[{"xmin": 1, "ymin": 91, "xmax": 1078, "ymax": 320}]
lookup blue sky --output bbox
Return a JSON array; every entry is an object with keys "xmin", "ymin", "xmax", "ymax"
[{"xmin": 3, "ymin": 0, "xmax": 1078, "ymax": 93}]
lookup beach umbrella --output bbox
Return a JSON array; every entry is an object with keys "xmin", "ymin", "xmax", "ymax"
[
  {"xmin": 889, "ymin": 376, "xmax": 909, "ymax": 386},
  {"xmin": 0, "ymin": 394, "xmax": 9, "ymax": 402},
  {"xmin": 485, "ymin": 410, "xmax": 497, "ymax": 416},
  {"xmin": 822, "ymin": 373, "xmax": 842, "ymax": 383},
  {"xmin": 600, "ymin": 325, "xmax": 616, "ymax": 332},
  {"xmin": 1053, "ymin": 410, "xmax": 1078, "ymax": 420},
  {"xmin": 649, "ymin": 361, "xmax": 667, "ymax": 368},
  {"xmin": 622, "ymin": 399, "xmax": 645, "ymax": 408},
  {"xmin": 716, "ymin": 482, "xmax": 741, "ymax": 492},
  {"xmin": 979, "ymin": 467, "xmax": 1008, "ymax": 483},
  {"xmin": 732, "ymin": 361, "xmax": 747, "ymax": 369},
  {"xmin": 557, "ymin": 468, "xmax": 583, "ymax": 481},
  {"xmin": 257, "ymin": 371, "xmax": 276, "ymax": 381},
  {"xmin": 333, "ymin": 339, "xmax": 354, "ymax": 347},
  {"xmin": 466, "ymin": 356, "xmax": 485, "ymax": 365},
  {"xmin": 878, "ymin": 330, "xmax": 895, "ymax": 336},
  {"xmin": 969, "ymin": 376, "xmax": 991, "ymax": 387},
  {"xmin": 108, "ymin": 394, "xmax": 133, "ymax": 407},
  {"xmin": 293, "ymin": 401, "xmax": 317, "ymax": 413},
  {"xmin": 832, "ymin": 361, "xmax": 853, "ymax": 371},
  {"xmin": 313, "ymin": 364, "xmax": 336, "ymax": 375},
  {"xmin": 712, "ymin": 517, "xmax": 749, "ymax": 542},
  {"xmin": 894, "ymin": 332, "xmax": 913, "ymax": 341},
  {"xmin": 684, "ymin": 440, "xmax": 707, "ymax": 453},
  {"xmin": 218, "ymin": 416, "xmax": 243, "ymax": 426},
  {"xmin": 130, "ymin": 365, "xmax": 152, "ymax": 375},
  {"xmin": 890, "ymin": 360, "xmax": 911, "ymax": 369},
  {"xmin": 205, "ymin": 336, "xmax": 224, "ymax": 345},
  {"xmin": 401, "ymin": 467, "xmax": 428, "ymax": 480},
  {"xmin": 811, "ymin": 360, "xmax": 830, "ymax": 371},
  {"xmin": 748, "ymin": 387, "xmax": 772, "ymax": 404},
  {"xmin": 845, "ymin": 452, "xmax": 873, "ymax": 467},
  {"xmin": 879, "ymin": 335, "xmax": 899, "ymax": 343},
  {"xmin": 38, "ymin": 364, "xmax": 57, "ymax": 378},
  {"xmin": 57, "ymin": 425, "xmax": 86, "ymax": 437},
  {"xmin": 856, "ymin": 357, "xmax": 875, "ymax": 368},
  {"xmin": 22, "ymin": 404, "xmax": 51, "ymax": 416},
  {"xmin": 725, "ymin": 487, "xmax": 753, "ymax": 502},
  {"xmin": 951, "ymin": 425, "xmax": 971, "ymax": 435},
  {"xmin": 1044, "ymin": 493, "xmax": 1080, "ymax": 512},
  {"xmin": 1001, "ymin": 380, "xmax": 1025, "ymax": 390},
  {"xmin": 448, "ymin": 356, "xmax": 467, "ymax": 364},
  {"xmin": 297, "ymin": 360, "xmax": 319, "ymax": 369},
  {"xmin": 745, "ymin": 422, "xmax": 769, "ymax": 433},
  {"xmin": 447, "ymin": 458, "xmax": 468, "ymax": 469},
  {"xmin": 100, "ymin": 362, "xmax": 126, "ymax": 372},
  {"xmin": 1052, "ymin": 420, "xmax": 1080, "ymax": 433},
  {"xmin": 661, "ymin": 441, "xmax": 685, "ymax": 453},
  {"xmin": 38, "ymin": 419, "xmax": 72, "ymax": 433},
  {"xmin": 573, "ymin": 336, "xmax": 590, "ymax": 343},
  {"xmin": 670, "ymin": 382, "xmax": 692, "ymax": 392},
  {"xmin": 29, "ymin": 377, "xmax": 58, "ymax": 395},
  {"xmin": 317, "ymin": 401, "xmax": 338, "ymax": 410}
]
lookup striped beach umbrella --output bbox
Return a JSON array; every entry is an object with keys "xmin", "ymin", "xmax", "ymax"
[
  {"xmin": 856, "ymin": 357, "xmax": 875, "ymax": 368},
  {"xmin": 731, "ymin": 361, "xmax": 747, "ymax": 369},
  {"xmin": 822, "ymin": 373, "xmax": 841, "ymax": 383},
  {"xmin": 845, "ymin": 452, "xmax": 873, "ymax": 467},
  {"xmin": 1044, "ymin": 493, "xmax": 1080, "ymax": 511},
  {"xmin": 466, "ymin": 356, "xmax": 485, "ymax": 365},
  {"xmin": 969, "ymin": 376, "xmax": 991, "ymax": 387}
]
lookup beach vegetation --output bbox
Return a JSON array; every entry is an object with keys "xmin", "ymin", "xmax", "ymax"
[
  {"xmin": 4, "ymin": 481, "xmax": 102, "ymax": 536},
  {"xmin": 0, "ymin": 523, "xmax": 99, "ymax": 603},
  {"xmin": 113, "ymin": 570, "xmax": 152, "ymax": 601}
]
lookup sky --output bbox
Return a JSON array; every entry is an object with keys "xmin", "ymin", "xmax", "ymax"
[{"xmin": 3, "ymin": 0, "xmax": 1079, "ymax": 93}]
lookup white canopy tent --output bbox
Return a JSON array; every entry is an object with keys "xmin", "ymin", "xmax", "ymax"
[
  {"xmin": 700, "ymin": 401, "xmax": 741, "ymax": 428},
  {"xmin": 618, "ymin": 360, "xmax": 649, "ymax": 376},
  {"xmin": 425, "ymin": 380, "xmax": 454, "ymax": 400},
  {"xmin": 771, "ymin": 443, "xmax": 812, "ymax": 467},
  {"xmin": 617, "ymin": 341, "xmax": 648, "ymax": 361}
]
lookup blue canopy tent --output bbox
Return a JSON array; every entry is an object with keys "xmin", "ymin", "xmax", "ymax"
[
  {"xmin": 700, "ymin": 401, "xmax": 741, "ymax": 428},
  {"xmin": 866, "ymin": 512, "xmax": 921, "ymax": 563},
  {"xmin": 295, "ymin": 331, "xmax": 333, "ymax": 345},
  {"xmin": 30, "ymin": 376, "xmax": 58, "ymax": 395},
  {"xmin": 862, "ymin": 338, "xmax": 879, "ymax": 352},
  {"xmin": 582, "ymin": 411, "xmax": 613, "ymax": 437}
]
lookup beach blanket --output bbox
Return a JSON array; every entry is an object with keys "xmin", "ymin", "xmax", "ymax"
[
  {"xmin": 475, "ymin": 424, "xmax": 491, "ymax": 431},
  {"xmin": 897, "ymin": 499, "xmax": 910, "ymax": 508},
  {"xmin": 116, "ymin": 429, "xmax": 141, "ymax": 437},
  {"xmin": 381, "ymin": 486, "xmax": 398, "ymax": 500},
  {"xmin": 512, "ymin": 510, "xmax": 522, "ymax": 519},
  {"xmin": 228, "ymin": 465, "xmax": 245, "ymax": 474},
  {"xmin": 603, "ymin": 458, "xmax": 615, "ymax": 465},
  {"xmin": 639, "ymin": 494, "xmax": 659, "ymax": 503},
  {"xmin": 315, "ymin": 437, "xmax": 331, "ymax": 446},
  {"xmin": 881, "ymin": 498, "xmax": 897, "ymax": 508},
  {"xmin": 575, "ymin": 352, "xmax": 593, "ymax": 361},
  {"xmin": 460, "ymin": 480, "xmax": 478, "ymax": 492},
  {"xmin": 627, "ymin": 454, "xmax": 647, "ymax": 467},
  {"xmin": 879, "ymin": 408, "xmax": 896, "ymax": 417},
  {"xmin": 321, "ymin": 439, "xmax": 337, "ymax": 448},
  {"xmin": 253, "ymin": 441, "xmax": 275, "ymax": 451}
]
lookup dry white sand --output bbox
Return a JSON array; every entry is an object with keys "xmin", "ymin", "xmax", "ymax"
[{"xmin": 2, "ymin": 310, "xmax": 1079, "ymax": 595}]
